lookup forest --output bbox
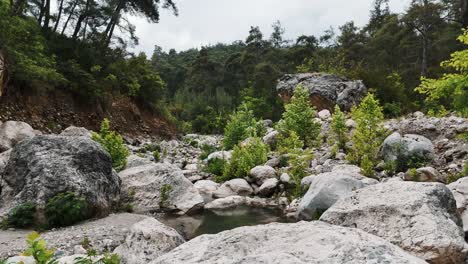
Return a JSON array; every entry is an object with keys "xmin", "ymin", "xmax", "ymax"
[{"xmin": 0, "ymin": 0, "xmax": 467, "ymax": 134}]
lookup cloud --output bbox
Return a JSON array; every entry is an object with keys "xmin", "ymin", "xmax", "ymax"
[{"xmin": 129, "ymin": 0, "xmax": 411, "ymax": 55}]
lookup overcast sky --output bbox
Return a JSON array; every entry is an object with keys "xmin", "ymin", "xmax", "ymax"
[{"xmin": 129, "ymin": 0, "xmax": 411, "ymax": 55}]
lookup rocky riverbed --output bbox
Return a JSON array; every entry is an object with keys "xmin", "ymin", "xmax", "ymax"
[{"xmin": 0, "ymin": 111, "xmax": 467, "ymax": 263}]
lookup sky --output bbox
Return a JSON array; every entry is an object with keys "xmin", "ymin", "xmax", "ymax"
[{"xmin": 129, "ymin": 0, "xmax": 412, "ymax": 55}]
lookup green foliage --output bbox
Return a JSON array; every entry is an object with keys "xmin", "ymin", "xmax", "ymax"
[
  {"xmin": 204, "ymin": 158, "xmax": 227, "ymax": 176},
  {"xmin": 199, "ymin": 144, "xmax": 217, "ymax": 160},
  {"xmin": 276, "ymin": 85, "xmax": 321, "ymax": 146},
  {"xmin": 159, "ymin": 185, "xmax": 173, "ymax": 207},
  {"xmin": 22, "ymin": 232, "xmax": 57, "ymax": 264},
  {"xmin": 223, "ymin": 104, "xmax": 264, "ymax": 150},
  {"xmin": 330, "ymin": 105, "xmax": 349, "ymax": 151},
  {"xmin": 220, "ymin": 137, "xmax": 269, "ymax": 181},
  {"xmin": 153, "ymin": 151, "xmax": 160, "ymax": 162},
  {"xmin": 277, "ymin": 131, "xmax": 304, "ymax": 155},
  {"xmin": 286, "ymin": 150, "xmax": 314, "ymax": 199},
  {"xmin": 416, "ymin": 30, "xmax": 468, "ymax": 117},
  {"xmin": 347, "ymin": 94, "xmax": 386, "ymax": 177},
  {"xmin": 407, "ymin": 168, "xmax": 419, "ymax": 181},
  {"xmin": 1, "ymin": 202, "xmax": 36, "ymax": 229},
  {"xmin": 75, "ymin": 250, "xmax": 120, "ymax": 264},
  {"xmin": 45, "ymin": 192, "xmax": 89, "ymax": 228},
  {"xmin": 92, "ymin": 119, "xmax": 129, "ymax": 171}
]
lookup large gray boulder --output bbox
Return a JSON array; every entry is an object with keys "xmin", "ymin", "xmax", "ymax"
[
  {"xmin": 152, "ymin": 221, "xmax": 425, "ymax": 264},
  {"xmin": 276, "ymin": 73, "xmax": 367, "ymax": 111},
  {"xmin": 193, "ymin": 180, "xmax": 219, "ymax": 203},
  {"xmin": 249, "ymin": 165, "xmax": 276, "ymax": 185},
  {"xmin": 0, "ymin": 135, "xmax": 121, "ymax": 222},
  {"xmin": 382, "ymin": 132, "xmax": 435, "ymax": 171},
  {"xmin": 448, "ymin": 177, "xmax": 468, "ymax": 236},
  {"xmin": 59, "ymin": 126, "xmax": 92, "ymax": 138},
  {"xmin": 126, "ymin": 154, "xmax": 153, "ymax": 169},
  {"xmin": 213, "ymin": 178, "xmax": 253, "ymax": 198},
  {"xmin": 119, "ymin": 163, "xmax": 204, "ymax": 215},
  {"xmin": 297, "ymin": 165, "xmax": 377, "ymax": 220},
  {"xmin": 113, "ymin": 217, "xmax": 185, "ymax": 264},
  {"xmin": 0, "ymin": 121, "xmax": 40, "ymax": 152},
  {"xmin": 320, "ymin": 181, "xmax": 468, "ymax": 263}
]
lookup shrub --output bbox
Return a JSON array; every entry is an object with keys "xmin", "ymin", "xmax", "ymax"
[
  {"xmin": 220, "ymin": 137, "xmax": 268, "ymax": 181},
  {"xmin": 276, "ymin": 85, "xmax": 321, "ymax": 146},
  {"xmin": 330, "ymin": 105, "xmax": 349, "ymax": 151},
  {"xmin": 286, "ymin": 150, "xmax": 314, "ymax": 200},
  {"xmin": 277, "ymin": 131, "xmax": 304, "ymax": 155},
  {"xmin": 1, "ymin": 202, "xmax": 36, "ymax": 229},
  {"xmin": 223, "ymin": 104, "xmax": 264, "ymax": 150},
  {"xmin": 204, "ymin": 158, "xmax": 227, "ymax": 176},
  {"xmin": 383, "ymin": 102, "xmax": 402, "ymax": 118},
  {"xmin": 45, "ymin": 192, "xmax": 89, "ymax": 228},
  {"xmin": 22, "ymin": 232, "xmax": 57, "ymax": 264},
  {"xmin": 92, "ymin": 119, "xmax": 129, "ymax": 171},
  {"xmin": 153, "ymin": 150, "xmax": 160, "ymax": 162},
  {"xmin": 347, "ymin": 94, "xmax": 386, "ymax": 177},
  {"xmin": 199, "ymin": 144, "xmax": 217, "ymax": 160},
  {"xmin": 159, "ymin": 184, "xmax": 172, "ymax": 208}
]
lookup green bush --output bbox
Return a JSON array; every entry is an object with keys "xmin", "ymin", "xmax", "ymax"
[
  {"xmin": 45, "ymin": 192, "xmax": 89, "ymax": 228},
  {"xmin": 22, "ymin": 232, "xmax": 57, "ymax": 264},
  {"xmin": 330, "ymin": 105, "xmax": 349, "ymax": 151},
  {"xmin": 159, "ymin": 185, "xmax": 173, "ymax": 208},
  {"xmin": 220, "ymin": 137, "xmax": 268, "ymax": 181},
  {"xmin": 204, "ymin": 158, "xmax": 227, "ymax": 176},
  {"xmin": 153, "ymin": 150, "xmax": 160, "ymax": 162},
  {"xmin": 383, "ymin": 102, "xmax": 402, "ymax": 118},
  {"xmin": 92, "ymin": 119, "xmax": 129, "ymax": 171},
  {"xmin": 199, "ymin": 144, "xmax": 217, "ymax": 160},
  {"xmin": 347, "ymin": 94, "xmax": 386, "ymax": 177},
  {"xmin": 1, "ymin": 202, "xmax": 36, "ymax": 229},
  {"xmin": 276, "ymin": 85, "xmax": 321, "ymax": 146},
  {"xmin": 223, "ymin": 104, "xmax": 265, "ymax": 150},
  {"xmin": 277, "ymin": 131, "xmax": 304, "ymax": 155}
]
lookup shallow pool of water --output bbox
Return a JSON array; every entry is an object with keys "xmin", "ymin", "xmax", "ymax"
[{"xmin": 157, "ymin": 207, "xmax": 288, "ymax": 239}]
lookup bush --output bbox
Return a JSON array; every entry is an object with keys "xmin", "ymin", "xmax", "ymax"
[
  {"xmin": 220, "ymin": 137, "xmax": 268, "ymax": 181},
  {"xmin": 330, "ymin": 105, "xmax": 348, "ymax": 151},
  {"xmin": 277, "ymin": 131, "xmax": 304, "ymax": 155},
  {"xmin": 153, "ymin": 150, "xmax": 160, "ymax": 162},
  {"xmin": 159, "ymin": 185, "xmax": 173, "ymax": 208},
  {"xmin": 22, "ymin": 232, "xmax": 57, "ymax": 264},
  {"xmin": 45, "ymin": 192, "xmax": 89, "ymax": 228},
  {"xmin": 276, "ymin": 85, "xmax": 321, "ymax": 146},
  {"xmin": 204, "ymin": 158, "xmax": 227, "ymax": 176},
  {"xmin": 223, "ymin": 104, "xmax": 265, "ymax": 150},
  {"xmin": 1, "ymin": 202, "xmax": 36, "ymax": 229},
  {"xmin": 199, "ymin": 144, "xmax": 217, "ymax": 160},
  {"xmin": 92, "ymin": 119, "xmax": 129, "ymax": 171},
  {"xmin": 383, "ymin": 102, "xmax": 402, "ymax": 118},
  {"xmin": 347, "ymin": 94, "xmax": 386, "ymax": 177}
]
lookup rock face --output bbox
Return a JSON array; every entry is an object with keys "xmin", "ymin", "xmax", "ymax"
[
  {"xmin": 448, "ymin": 177, "xmax": 468, "ymax": 236},
  {"xmin": 0, "ymin": 135, "xmax": 121, "ymax": 221},
  {"xmin": 382, "ymin": 132, "xmax": 435, "ymax": 168},
  {"xmin": 297, "ymin": 165, "xmax": 377, "ymax": 220},
  {"xmin": 0, "ymin": 149, "xmax": 10, "ymax": 175},
  {"xmin": 152, "ymin": 221, "xmax": 426, "ymax": 264},
  {"xmin": 113, "ymin": 218, "xmax": 185, "ymax": 264},
  {"xmin": 119, "ymin": 163, "xmax": 204, "ymax": 214},
  {"xmin": 276, "ymin": 73, "xmax": 367, "ymax": 111},
  {"xmin": 126, "ymin": 154, "xmax": 153, "ymax": 169},
  {"xmin": 320, "ymin": 181, "xmax": 468, "ymax": 263},
  {"xmin": 0, "ymin": 121, "xmax": 39, "ymax": 152},
  {"xmin": 213, "ymin": 179, "xmax": 253, "ymax": 198}
]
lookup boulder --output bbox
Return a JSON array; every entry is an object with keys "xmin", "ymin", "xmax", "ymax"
[
  {"xmin": 276, "ymin": 73, "xmax": 367, "ymax": 111},
  {"xmin": 382, "ymin": 132, "xmax": 435, "ymax": 170},
  {"xmin": 193, "ymin": 180, "xmax": 219, "ymax": 203},
  {"xmin": 249, "ymin": 166, "xmax": 276, "ymax": 185},
  {"xmin": 262, "ymin": 130, "xmax": 279, "ymax": 147},
  {"xmin": 6, "ymin": 256, "xmax": 35, "ymax": 264},
  {"xmin": 448, "ymin": 177, "xmax": 468, "ymax": 236},
  {"xmin": 119, "ymin": 163, "xmax": 204, "ymax": 215},
  {"xmin": 60, "ymin": 126, "xmax": 92, "ymax": 138},
  {"xmin": 152, "ymin": 221, "xmax": 425, "ymax": 264},
  {"xmin": 126, "ymin": 154, "xmax": 153, "ymax": 169},
  {"xmin": 113, "ymin": 218, "xmax": 185, "ymax": 264},
  {"xmin": 206, "ymin": 151, "xmax": 232, "ymax": 162},
  {"xmin": 297, "ymin": 165, "xmax": 377, "ymax": 220},
  {"xmin": 403, "ymin": 166, "xmax": 444, "ymax": 182},
  {"xmin": 213, "ymin": 179, "xmax": 253, "ymax": 198},
  {"xmin": 0, "ymin": 121, "xmax": 39, "ymax": 152},
  {"xmin": 204, "ymin": 196, "xmax": 285, "ymax": 211},
  {"xmin": 321, "ymin": 181, "xmax": 468, "ymax": 263},
  {"xmin": 257, "ymin": 178, "xmax": 278, "ymax": 197},
  {"xmin": 0, "ymin": 135, "xmax": 121, "ymax": 222},
  {"xmin": 0, "ymin": 149, "xmax": 10, "ymax": 175},
  {"xmin": 317, "ymin": 109, "xmax": 331, "ymax": 120},
  {"xmin": 264, "ymin": 157, "xmax": 280, "ymax": 168}
]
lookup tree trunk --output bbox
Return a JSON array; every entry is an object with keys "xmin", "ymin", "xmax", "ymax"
[
  {"xmin": 0, "ymin": 50, "xmax": 8, "ymax": 97},
  {"xmin": 61, "ymin": 0, "xmax": 79, "ymax": 35},
  {"xmin": 72, "ymin": 0, "xmax": 92, "ymax": 39},
  {"xmin": 462, "ymin": 0, "xmax": 468, "ymax": 28},
  {"xmin": 421, "ymin": 36, "xmax": 428, "ymax": 77},
  {"xmin": 42, "ymin": 0, "xmax": 51, "ymax": 30},
  {"xmin": 53, "ymin": 0, "xmax": 65, "ymax": 32},
  {"xmin": 104, "ymin": 0, "xmax": 124, "ymax": 45},
  {"xmin": 37, "ymin": 0, "xmax": 46, "ymax": 24}
]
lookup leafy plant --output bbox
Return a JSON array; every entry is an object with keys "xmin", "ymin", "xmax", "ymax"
[
  {"xmin": 153, "ymin": 150, "xmax": 160, "ymax": 162},
  {"xmin": 276, "ymin": 85, "xmax": 321, "ymax": 146},
  {"xmin": 204, "ymin": 158, "xmax": 227, "ymax": 176},
  {"xmin": 329, "ymin": 105, "xmax": 349, "ymax": 151},
  {"xmin": 159, "ymin": 185, "xmax": 172, "ymax": 207},
  {"xmin": 277, "ymin": 131, "xmax": 304, "ymax": 155},
  {"xmin": 92, "ymin": 119, "xmax": 129, "ymax": 171},
  {"xmin": 220, "ymin": 137, "xmax": 269, "ymax": 182},
  {"xmin": 199, "ymin": 144, "xmax": 217, "ymax": 160},
  {"xmin": 407, "ymin": 168, "xmax": 419, "ymax": 181},
  {"xmin": 223, "ymin": 104, "xmax": 264, "ymax": 150},
  {"xmin": 22, "ymin": 232, "xmax": 57, "ymax": 264},
  {"xmin": 1, "ymin": 202, "xmax": 36, "ymax": 229},
  {"xmin": 45, "ymin": 192, "xmax": 89, "ymax": 228},
  {"xmin": 347, "ymin": 93, "xmax": 386, "ymax": 177}
]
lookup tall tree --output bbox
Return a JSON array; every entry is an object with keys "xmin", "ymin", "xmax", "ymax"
[{"xmin": 270, "ymin": 20, "xmax": 286, "ymax": 48}]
